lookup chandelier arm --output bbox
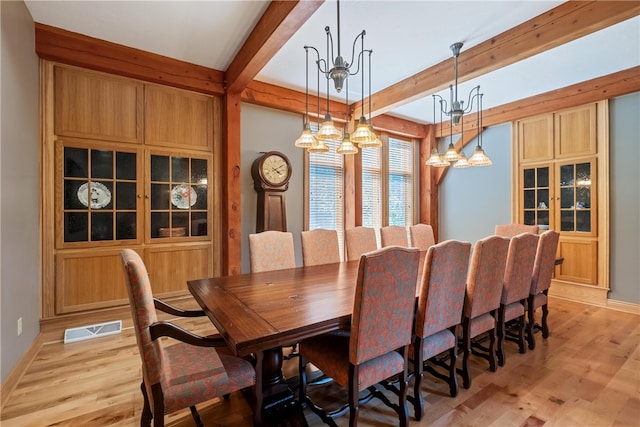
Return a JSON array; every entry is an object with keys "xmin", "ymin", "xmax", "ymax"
[
  {"xmin": 325, "ymin": 26, "xmax": 335, "ymax": 68},
  {"xmin": 432, "ymin": 93, "xmax": 448, "ymax": 117},
  {"xmin": 304, "ymin": 47, "xmax": 310, "ymax": 124},
  {"xmin": 347, "ymin": 31, "xmax": 366, "ymax": 77},
  {"xmin": 368, "ymin": 50, "xmax": 372, "ymax": 123},
  {"xmin": 462, "ymin": 85, "xmax": 481, "ymax": 115}
]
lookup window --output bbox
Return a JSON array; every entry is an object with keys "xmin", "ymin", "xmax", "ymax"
[
  {"xmin": 307, "ymin": 137, "xmax": 344, "ymax": 257},
  {"xmin": 388, "ymin": 136, "xmax": 414, "ymax": 226},
  {"xmin": 361, "ymin": 142, "xmax": 382, "ymax": 229}
]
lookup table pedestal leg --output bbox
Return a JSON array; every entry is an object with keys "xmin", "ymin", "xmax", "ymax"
[{"xmin": 261, "ymin": 347, "xmax": 295, "ymax": 410}]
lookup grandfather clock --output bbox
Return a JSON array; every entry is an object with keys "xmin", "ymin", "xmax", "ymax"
[{"xmin": 251, "ymin": 151, "xmax": 292, "ymax": 232}]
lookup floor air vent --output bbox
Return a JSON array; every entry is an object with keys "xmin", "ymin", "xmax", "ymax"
[{"xmin": 64, "ymin": 320, "xmax": 122, "ymax": 344}]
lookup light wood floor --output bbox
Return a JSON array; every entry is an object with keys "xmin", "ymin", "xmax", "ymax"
[{"xmin": 1, "ymin": 297, "xmax": 638, "ymax": 426}]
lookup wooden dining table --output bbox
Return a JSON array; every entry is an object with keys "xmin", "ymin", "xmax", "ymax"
[{"xmin": 187, "ymin": 259, "xmax": 365, "ymax": 420}]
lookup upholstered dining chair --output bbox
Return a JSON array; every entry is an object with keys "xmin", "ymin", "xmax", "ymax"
[
  {"xmin": 298, "ymin": 246, "xmax": 421, "ymax": 427},
  {"xmin": 460, "ymin": 235, "xmax": 510, "ymax": 389},
  {"xmin": 411, "ymin": 240, "xmax": 471, "ymax": 421},
  {"xmin": 409, "ymin": 223, "xmax": 435, "ymax": 251},
  {"xmin": 494, "ymin": 223, "xmax": 539, "ymax": 237},
  {"xmin": 527, "ymin": 230, "xmax": 560, "ymax": 350},
  {"xmin": 496, "ymin": 232, "xmax": 539, "ymax": 366},
  {"xmin": 380, "ymin": 225, "xmax": 409, "ymax": 247},
  {"xmin": 120, "ymin": 249, "xmax": 259, "ymax": 427},
  {"xmin": 248, "ymin": 230, "xmax": 295, "ymax": 273},
  {"xmin": 301, "ymin": 228, "xmax": 341, "ymax": 266},
  {"xmin": 344, "ymin": 226, "xmax": 378, "ymax": 261}
]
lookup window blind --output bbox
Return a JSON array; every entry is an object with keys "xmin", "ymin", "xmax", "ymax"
[
  {"xmin": 361, "ymin": 143, "xmax": 382, "ymax": 229},
  {"xmin": 388, "ymin": 136, "xmax": 414, "ymax": 226}
]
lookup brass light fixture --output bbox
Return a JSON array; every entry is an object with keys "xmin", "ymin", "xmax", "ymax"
[
  {"xmin": 429, "ymin": 42, "xmax": 491, "ymax": 168},
  {"xmin": 295, "ymin": 0, "xmax": 377, "ymax": 154}
]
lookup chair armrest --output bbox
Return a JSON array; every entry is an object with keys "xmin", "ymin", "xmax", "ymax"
[
  {"xmin": 149, "ymin": 321, "xmax": 227, "ymax": 347},
  {"xmin": 154, "ymin": 298, "xmax": 205, "ymax": 317}
]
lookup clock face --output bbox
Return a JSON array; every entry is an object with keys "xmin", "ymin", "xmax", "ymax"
[{"xmin": 261, "ymin": 153, "xmax": 290, "ymax": 186}]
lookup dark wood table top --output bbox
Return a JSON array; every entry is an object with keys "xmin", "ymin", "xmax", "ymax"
[{"xmin": 188, "ymin": 260, "xmax": 363, "ymax": 357}]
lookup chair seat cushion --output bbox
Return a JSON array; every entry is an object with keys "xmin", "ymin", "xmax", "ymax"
[
  {"xmin": 300, "ymin": 333, "xmax": 405, "ymax": 391},
  {"xmin": 162, "ymin": 343, "xmax": 255, "ymax": 413},
  {"xmin": 532, "ymin": 293, "xmax": 547, "ymax": 310},
  {"xmin": 469, "ymin": 312, "xmax": 495, "ymax": 338},
  {"xmin": 503, "ymin": 301, "xmax": 525, "ymax": 323},
  {"xmin": 420, "ymin": 329, "xmax": 456, "ymax": 360}
]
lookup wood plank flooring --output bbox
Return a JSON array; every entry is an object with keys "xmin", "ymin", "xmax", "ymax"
[{"xmin": 1, "ymin": 297, "xmax": 638, "ymax": 426}]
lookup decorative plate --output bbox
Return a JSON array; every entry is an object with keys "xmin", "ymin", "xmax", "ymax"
[
  {"xmin": 171, "ymin": 184, "xmax": 197, "ymax": 209},
  {"xmin": 77, "ymin": 182, "xmax": 111, "ymax": 209}
]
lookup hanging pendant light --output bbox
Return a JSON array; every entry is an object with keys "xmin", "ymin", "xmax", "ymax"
[
  {"xmin": 426, "ymin": 148, "xmax": 449, "ymax": 167},
  {"xmin": 308, "ymin": 139, "xmax": 330, "ymax": 153},
  {"xmin": 467, "ymin": 93, "xmax": 492, "ymax": 166},
  {"xmin": 443, "ymin": 142, "xmax": 462, "ymax": 162},
  {"xmin": 453, "ymin": 151, "xmax": 471, "ymax": 168},
  {"xmin": 300, "ymin": 0, "xmax": 376, "ymax": 154},
  {"xmin": 337, "ymin": 133, "xmax": 358, "ymax": 154},
  {"xmin": 295, "ymin": 47, "xmax": 317, "ymax": 148}
]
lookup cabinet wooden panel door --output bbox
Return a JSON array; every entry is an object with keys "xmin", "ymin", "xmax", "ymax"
[
  {"xmin": 55, "ymin": 249, "xmax": 131, "ymax": 314},
  {"xmin": 555, "ymin": 104, "xmax": 597, "ymax": 159},
  {"xmin": 517, "ymin": 114, "xmax": 554, "ymax": 163},
  {"xmin": 557, "ymin": 239, "xmax": 598, "ymax": 285},
  {"xmin": 144, "ymin": 85, "xmax": 213, "ymax": 151},
  {"xmin": 54, "ymin": 65, "xmax": 142, "ymax": 143},
  {"xmin": 145, "ymin": 245, "xmax": 214, "ymax": 295}
]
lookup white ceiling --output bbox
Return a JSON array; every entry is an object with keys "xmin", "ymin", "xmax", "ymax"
[{"xmin": 25, "ymin": 1, "xmax": 640, "ymax": 125}]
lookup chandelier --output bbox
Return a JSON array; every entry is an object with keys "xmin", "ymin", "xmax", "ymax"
[
  {"xmin": 294, "ymin": 0, "xmax": 379, "ymax": 155},
  {"xmin": 427, "ymin": 42, "xmax": 492, "ymax": 168}
]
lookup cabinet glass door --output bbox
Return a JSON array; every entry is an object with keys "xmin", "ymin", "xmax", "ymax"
[
  {"xmin": 522, "ymin": 165, "xmax": 551, "ymax": 227},
  {"xmin": 149, "ymin": 153, "xmax": 209, "ymax": 240},
  {"xmin": 558, "ymin": 160, "xmax": 595, "ymax": 233},
  {"xmin": 60, "ymin": 143, "xmax": 139, "ymax": 246}
]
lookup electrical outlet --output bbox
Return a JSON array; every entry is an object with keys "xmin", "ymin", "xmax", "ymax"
[{"xmin": 17, "ymin": 317, "xmax": 22, "ymax": 336}]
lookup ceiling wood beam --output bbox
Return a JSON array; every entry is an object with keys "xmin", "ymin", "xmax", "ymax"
[
  {"xmin": 436, "ymin": 66, "xmax": 640, "ymax": 136},
  {"xmin": 34, "ymin": 23, "xmax": 226, "ymax": 95},
  {"xmin": 352, "ymin": 1, "xmax": 640, "ymax": 119},
  {"xmin": 226, "ymin": 1, "xmax": 324, "ymax": 93}
]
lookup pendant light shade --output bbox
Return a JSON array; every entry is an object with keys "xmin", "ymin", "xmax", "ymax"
[
  {"xmin": 453, "ymin": 151, "xmax": 471, "ymax": 168},
  {"xmin": 295, "ymin": 123, "xmax": 317, "ymax": 148},
  {"xmin": 316, "ymin": 113, "xmax": 342, "ymax": 141},
  {"xmin": 468, "ymin": 145, "xmax": 492, "ymax": 166},
  {"xmin": 307, "ymin": 139, "xmax": 330, "ymax": 153},
  {"xmin": 443, "ymin": 142, "xmax": 462, "ymax": 162},
  {"xmin": 337, "ymin": 133, "xmax": 358, "ymax": 155},
  {"xmin": 426, "ymin": 148, "xmax": 449, "ymax": 167},
  {"xmin": 350, "ymin": 116, "xmax": 377, "ymax": 145}
]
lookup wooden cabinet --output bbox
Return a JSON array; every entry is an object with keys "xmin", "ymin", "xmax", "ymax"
[
  {"xmin": 44, "ymin": 63, "xmax": 221, "ymax": 317},
  {"xmin": 514, "ymin": 102, "xmax": 608, "ymax": 305}
]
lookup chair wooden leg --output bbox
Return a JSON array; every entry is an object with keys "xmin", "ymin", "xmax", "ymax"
[
  {"xmin": 461, "ymin": 318, "xmax": 471, "ymax": 389},
  {"xmin": 527, "ymin": 295, "xmax": 536, "ymax": 350},
  {"xmin": 447, "ymin": 344, "xmax": 459, "ymax": 397},
  {"xmin": 497, "ymin": 305, "xmax": 506, "ymax": 367},
  {"xmin": 189, "ymin": 406, "xmax": 203, "ymax": 427},
  {"xmin": 412, "ymin": 340, "xmax": 425, "ymax": 421},
  {"xmin": 517, "ymin": 302, "xmax": 527, "ymax": 354},
  {"xmin": 140, "ymin": 382, "xmax": 152, "ymax": 427},
  {"xmin": 488, "ymin": 313, "xmax": 497, "ymax": 372},
  {"xmin": 348, "ymin": 365, "xmax": 359, "ymax": 427},
  {"xmin": 398, "ymin": 362, "xmax": 409, "ymax": 427},
  {"xmin": 541, "ymin": 298, "xmax": 550, "ymax": 338}
]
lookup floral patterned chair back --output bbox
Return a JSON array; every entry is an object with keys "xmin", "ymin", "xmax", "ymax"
[
  {"xmin": 465, "ymin": 235, "xmax": 511, "ymax": 320},
  {"xmin": 301, "ymin": 229, "xmax": 341, "ymax": 266},
  {"xmin": 345, "ymin": 226, "xmax": 378, "ymax": 261},
  {"xmin": 380, "ymin": 225, "xmax": 409, "ymax": 247},
  {"xmin": 350, "ymin": 246, "xmax": 420, "ymax": 365},
  {"xmin": 494, "ymin": 223, "xmax": 539, "ymax": 238},
  {"xmin": 249, "ymin": 230, "xmax": 295, "ymax": 273},
  {"xmin": 409, "ymin": 223, "xmax": 435, "ymax": 251},
  {"xmin": 121, "ymin": 249, "xmax": 167, "ymax": 401},
  {"xmin": 527, "ymin": 230, "xmax": 560, "ymax": 349}
]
